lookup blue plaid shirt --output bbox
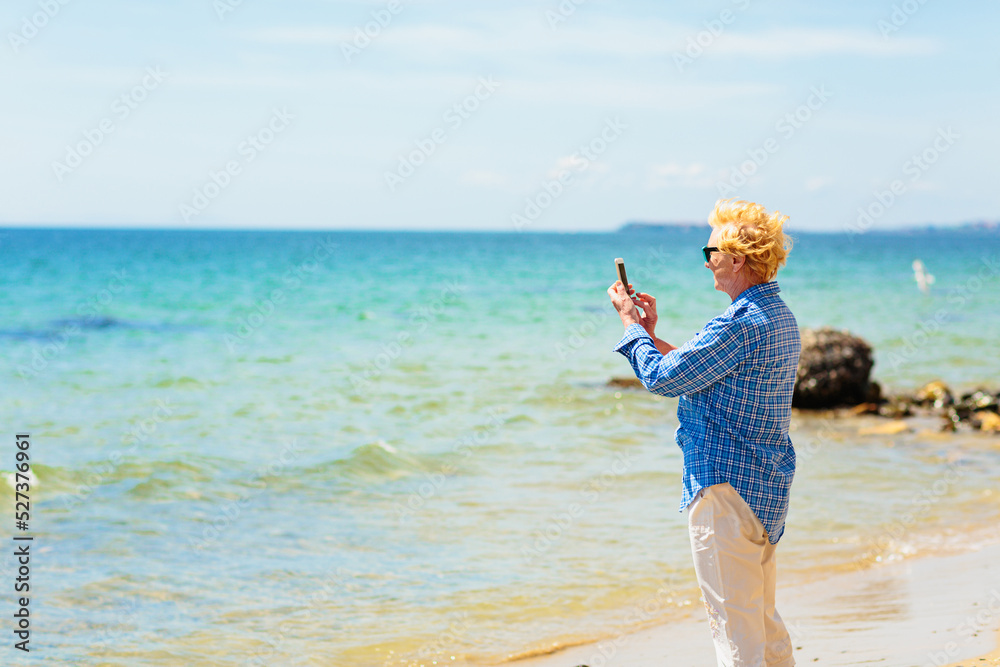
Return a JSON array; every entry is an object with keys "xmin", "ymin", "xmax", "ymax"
[{"xmin": 613, "ymin": 281, "xmax": 801, "ymax": 544}]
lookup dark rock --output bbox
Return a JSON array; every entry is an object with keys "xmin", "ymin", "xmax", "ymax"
[
  {"xmin": 943, "ymin": 405, "xmax": 971, "ymax": 431},
  {"xmin": 865, "ymin": 381, "xmax": 883, "ymax": 404},
  {"xmin": 950, "ymin": 401, "xmax": 976, "ymax": 422},
  {"xmin": 793, "ymin": 328, "xmax": 874, "ymax": 409},
  {"xmin": 608, "ymin": 377, "xmax": 644, "ymax": 389}
]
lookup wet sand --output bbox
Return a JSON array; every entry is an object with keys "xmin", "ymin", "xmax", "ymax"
[
  {"xmin": 946, "ymin": 631, "xmax": 1000, "ymax": 667},
  {"xmin": 506, "ymin": 541, "xmax": 1000, "ymax": 667}
]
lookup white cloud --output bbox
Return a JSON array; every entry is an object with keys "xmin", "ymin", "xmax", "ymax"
[
  {"xmin": 503, "ymin": 78, "xmax": 779, "ymax": 111},
  {"xmin": 708, "ymin": 28, "xmax": 939, "ymax": 57},
  {"xmin": 545, "ymin": 156, "xmax": 581, "ymax": 180},
  {"xmin": 805, "ymin": 176, "xmax": 833, "ymax": 191},
  {"xmin": 530, "ymin": 155, "xmax": 611, "ymax": 191},
  {"xmin": 244, "ymin": 26, "xmax": 350, "ymax": 44},
  {"xmin": 646, "ymin": 162, "xmax": 724, "ymax": 190},
  {"xmin": 245, "ymin": 20, "xmax": 940, "ymax": 60}
]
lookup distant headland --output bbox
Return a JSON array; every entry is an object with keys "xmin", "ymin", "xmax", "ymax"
[{"xmin": 618, "ymin": 220, "xmax": 999, "ymax": 233}]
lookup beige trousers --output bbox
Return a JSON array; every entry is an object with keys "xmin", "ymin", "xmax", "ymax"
[{"xmin": 687, "ymin": 482, "xmax": 795, "ymax": 667}]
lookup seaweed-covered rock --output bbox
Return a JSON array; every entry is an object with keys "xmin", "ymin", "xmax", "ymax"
[
  {"xmin": 793, "ymin": 328, "xmax": 875, "ymax": 409},
  {"xmin": 914, "ymin": 380, "xmax": 954, "ymax": 409},
  {"xmin": 958, "ymin": 388, "xmax": 999, "ymax": 413}
]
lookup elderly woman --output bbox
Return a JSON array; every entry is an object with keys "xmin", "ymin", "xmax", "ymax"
[{"xmin": 608, "ymin": 199, "xmax": 801, "ymax": 667}]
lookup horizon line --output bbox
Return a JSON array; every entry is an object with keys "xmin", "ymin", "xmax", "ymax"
[{"xmin": 0, "ymin": 220, "xmax": 995, "ymax": 234}]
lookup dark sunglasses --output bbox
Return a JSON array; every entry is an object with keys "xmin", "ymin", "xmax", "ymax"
[{"xmin": 702, "ymin": 246, "xmax": 720, "ymax": 262}]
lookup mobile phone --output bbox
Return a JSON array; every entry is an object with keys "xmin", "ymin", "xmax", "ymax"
[{"xmin": 615, "ymin": 258, "xmax": 629, "ymax": 289}]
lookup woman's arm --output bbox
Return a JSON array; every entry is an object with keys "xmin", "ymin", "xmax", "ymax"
[{"xmin": 653, "ymin": 337, "xmax": 678, "ymax": 355}]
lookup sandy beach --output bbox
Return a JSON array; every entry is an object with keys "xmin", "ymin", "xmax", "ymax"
[{"xmin": 508, "ymin": 540, "xmax": 1000, "ymax": 667}]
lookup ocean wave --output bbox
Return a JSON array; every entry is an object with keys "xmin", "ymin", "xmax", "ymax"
[
  {"xmin": 2, "ymin": 444, "xmax": 472, "ymax": 505},
  {"xmin": 303, "ymin": 440, "xmax": 432, "ymax": 483}
]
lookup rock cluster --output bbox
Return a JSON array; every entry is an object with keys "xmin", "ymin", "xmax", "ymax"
[{"xmin": 852, "ymin": 381, "xmax": 1000, "ymax": 433}]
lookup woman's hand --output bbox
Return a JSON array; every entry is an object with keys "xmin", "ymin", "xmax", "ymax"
[
  {"xmin": 634, "ymin": 292, "xmax": 658, "ymax": 337},
  {"xmin": 607, "ymin": 281, "xmax": 640, "ymax": 327}
]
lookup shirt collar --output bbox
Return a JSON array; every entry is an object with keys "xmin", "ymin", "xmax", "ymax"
[{"xmin": 736, "ymin": 281, "xmax": 780, "ymax": 302}]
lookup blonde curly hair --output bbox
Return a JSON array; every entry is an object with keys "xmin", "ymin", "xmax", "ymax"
[{"xmin": 708, "ymin": 198, "xmax": 793, "ymax": 283}]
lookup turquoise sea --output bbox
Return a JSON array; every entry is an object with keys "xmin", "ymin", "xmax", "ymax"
[{"xmin": 2, "ymin": 227, "xmax": 1000, "ymax": 666}]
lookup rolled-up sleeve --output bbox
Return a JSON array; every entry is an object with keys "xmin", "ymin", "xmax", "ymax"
[{"xmin": 614, "ymin": 318, "xmax": 749, "ymax": 397}]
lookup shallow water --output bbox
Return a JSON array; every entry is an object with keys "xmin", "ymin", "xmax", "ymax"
[{"xmin": 1, "ymin": 227, "xmax": 999, "ymax": 666}]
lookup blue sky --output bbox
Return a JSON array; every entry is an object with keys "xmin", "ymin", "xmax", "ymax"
[{"xmin": 1, "ymin": 0, "xmax": 997, "ymax": 231}]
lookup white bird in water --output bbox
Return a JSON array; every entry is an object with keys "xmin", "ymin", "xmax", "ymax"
[{"xmin": 912, "ymin": 259, "xmax": 935, "ymax": 295}]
